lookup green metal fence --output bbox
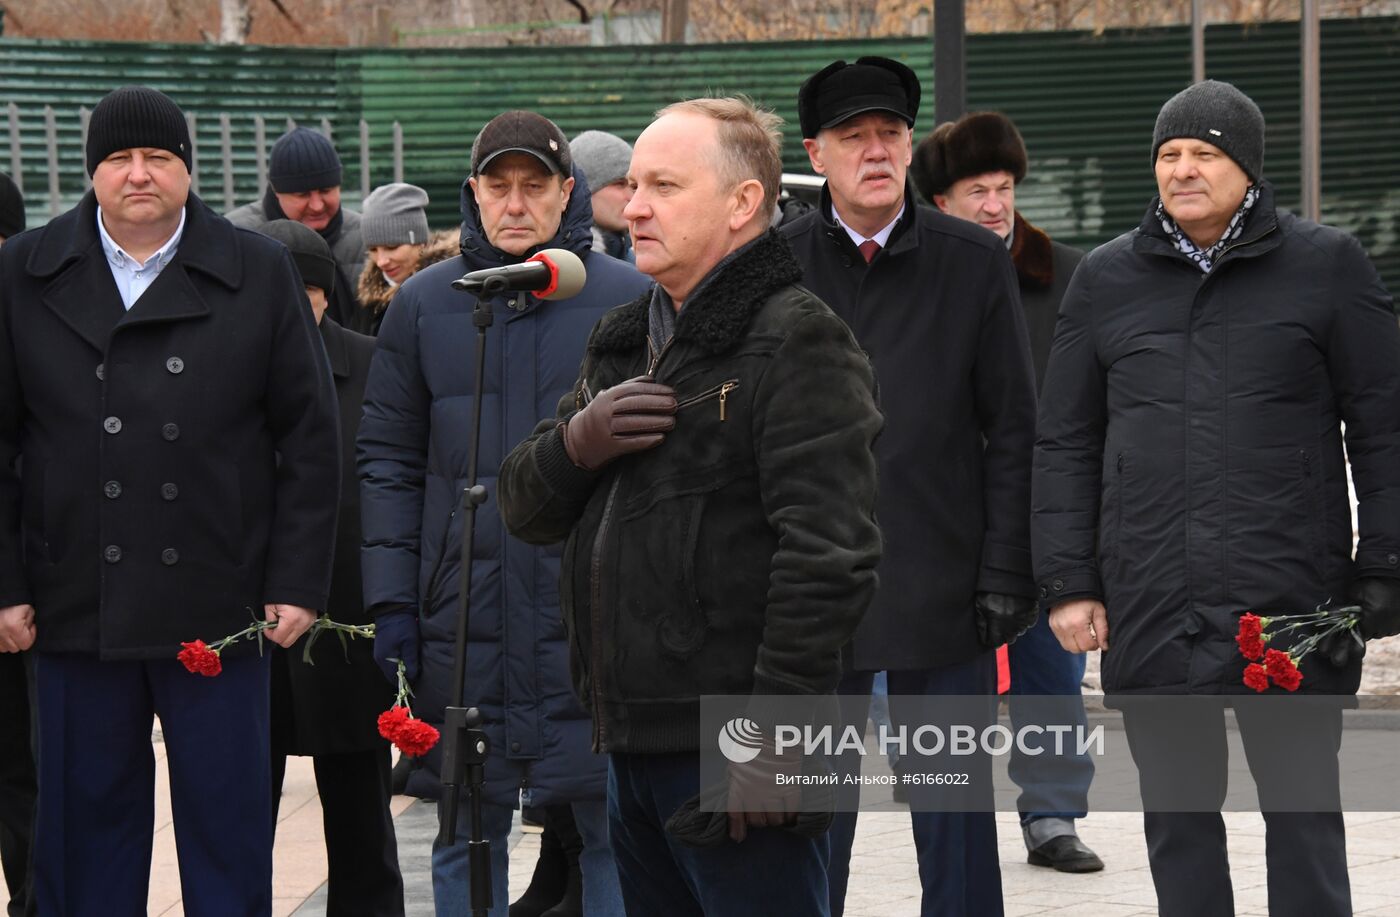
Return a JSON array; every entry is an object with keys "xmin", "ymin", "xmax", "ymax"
[{"xmin": 2, "ymin": 19, "xmax": 1398, "ymax": 289}]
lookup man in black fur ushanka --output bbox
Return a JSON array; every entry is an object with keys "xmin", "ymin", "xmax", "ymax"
[{"xmin": 498, "ymin": 97, "xmax": 882, "ymax": 915}]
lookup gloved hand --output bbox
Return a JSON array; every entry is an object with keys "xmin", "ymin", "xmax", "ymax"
[
  {"xmin": 372, "ymin": 608, "xmax": 421, "ymax": 685},
  {"xmin": 1351, "ymin": 576, "xmax": 1400, "ymax": 640},
  {"xmin": 975, "ymin": 592, "xmax": 1039, "ymax": 648},
  {"xmin": 726, "ymin": 740, "xmax": 802, "ymax": 843},
  {"xmin": 562, "ymin": 375, "xmax": 677, "ymax": 471}
]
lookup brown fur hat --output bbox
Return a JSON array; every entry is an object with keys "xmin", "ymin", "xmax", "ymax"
[{"xmin": 911, "ymin": 111, "xmax": 1028, "ymax": 201}]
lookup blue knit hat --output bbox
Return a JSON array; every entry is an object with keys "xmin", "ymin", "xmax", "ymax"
[{"xmin": 269, "ymin": 128, "xmax": 343, "ymax": 193}]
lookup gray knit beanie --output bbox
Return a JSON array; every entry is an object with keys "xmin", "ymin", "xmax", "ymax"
[
  {"xmin": 361, "ymin": 182, "xmax": 430, "ymax": 248},
  {"xmin": 269, "ymin": 128, "xmax": 343, "ymax": 194},
  {"xmin": 569, "ymin": 131, "xmax": 632, "ymax": 192},
  {"xmin": 1152, "ymin": 80, "xmax": 1265, "ymax": 181}
]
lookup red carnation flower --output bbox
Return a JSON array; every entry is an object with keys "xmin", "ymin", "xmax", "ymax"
[
  {"xmin": 377, "ymin": 705, "xmax": 411, "ymax": 742},
  {"xmin": 1235, "ymin": 613, "xmax": 1266, "ymax": 661},
  {"xmin": 1243, "ymin": 663, "xmax": 1269, "ymax": 693},
  {"xmin": 1264, "ymin": 648, "xmax": 1303, "ymax": 692},
  {"xmin": 177, "ymin": 639, "xmax": 223, "ymax": 677},
  {"xmin": 393, "ymin": 718, "xmax": 441, "ymax": 758}
]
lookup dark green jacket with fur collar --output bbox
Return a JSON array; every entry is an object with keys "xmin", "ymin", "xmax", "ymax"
[{"xmin": 499, "ymin": 229, "xmax": 883, "ymax": 753}]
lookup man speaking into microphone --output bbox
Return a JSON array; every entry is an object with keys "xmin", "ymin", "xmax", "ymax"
[{"xmin": 357, "ymin": 109, "xmax": 648, "ymax": 914}]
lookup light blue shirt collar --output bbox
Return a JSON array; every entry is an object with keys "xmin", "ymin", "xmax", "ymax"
[{"xmin": 96, "ymin": 206, "xmax": 186, "ymax": 309}]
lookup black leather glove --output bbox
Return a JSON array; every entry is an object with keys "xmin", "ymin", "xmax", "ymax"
[
  {"xmin": 562, "ymin": 375, "xmax": 677, "ymax": 471},
  {"xmin": 1352, "ymin": 576, "xmax": 1400, "ymax": 639},
  {"xmin": 975, "ymin": 592, "xmax": 1039, "ymax": 648}
]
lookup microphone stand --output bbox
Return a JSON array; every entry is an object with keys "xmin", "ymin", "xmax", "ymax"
[{"xmin": 437, "ymin": 273, "xmax": 509, "ymax": 917}]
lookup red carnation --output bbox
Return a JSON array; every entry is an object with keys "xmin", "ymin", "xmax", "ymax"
[
  {"xmin": 1235, "ymin": 613, "xmax": 1266, "ymax": 661},
  {"xmin": 177, "ymin": 639, "xmax": 223, "ymax": 677},
  {"xmin": 1264, "ymin": 648, "xmax": 1303, "ymax": 692},
  {"xmin": 377, "ymin": 705, "xmax": 411, "ymax": 742},
  {"xmin": 393, "ymin": 717, "xmax": 441, "ymax": 758},
  {"xmin": 1243, "ymin": 663, "xmax": 1270, "ymax": 693}
]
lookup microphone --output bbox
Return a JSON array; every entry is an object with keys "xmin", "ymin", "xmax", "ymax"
[{"xmin": 451, "ymin": 248, "xmax": 586, "ymax": 301}]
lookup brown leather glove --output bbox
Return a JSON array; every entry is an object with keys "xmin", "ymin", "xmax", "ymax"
[
  {"xmin": 561, "ymin": 375, "xmax": 677, "ymax": 471},
  {"xmin": 726, "ymin": 741, "xmax": 802, "ymax": 843}
]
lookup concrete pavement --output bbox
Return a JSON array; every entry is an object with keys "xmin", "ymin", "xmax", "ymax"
[{"xmin": 4, "ymin": 740, "xmax": 1398, "ymax": 915}]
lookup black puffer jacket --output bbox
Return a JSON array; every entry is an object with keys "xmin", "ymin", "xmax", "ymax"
[
  {"xmin": 1032, "ymin": 182, "xmax": 1400, "ymax": 695},
  {"xmin": 498, "ymin": 230, "xmax": 883, "ymax": 753}
]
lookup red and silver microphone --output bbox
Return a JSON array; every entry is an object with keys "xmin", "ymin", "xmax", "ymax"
[{"xmin": 451, "ymin": 248, "xmax": 586, "ymax": 301}]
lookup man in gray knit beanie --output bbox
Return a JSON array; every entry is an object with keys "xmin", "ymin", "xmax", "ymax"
[
  {"xmin": 1033, "ymin": 76, "xmax": 1400, "ymax": 917},
  {"xmin": 569, "ymin": 130, "xmax": 634, "ymax": 262}
]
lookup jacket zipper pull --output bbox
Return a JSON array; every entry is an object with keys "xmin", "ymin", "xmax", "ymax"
[{"xmin": 719, "ymin": 382, "xmax": 735, "ymax": 421}]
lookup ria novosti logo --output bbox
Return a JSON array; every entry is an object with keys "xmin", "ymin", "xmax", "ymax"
[{"xmin": 717, "ymin": 717, "xmax": 764, "ymax": 764}]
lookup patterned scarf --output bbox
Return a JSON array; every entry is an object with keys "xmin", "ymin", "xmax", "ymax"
[{"xmin": 1155, "ymin": 184, "xmax": 1260, "ymax": 273}]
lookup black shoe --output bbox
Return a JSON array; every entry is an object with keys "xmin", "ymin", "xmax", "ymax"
[
  {"xmin": 1027, "ymin": 834, "xmax": 1105, "ymax": 873},
  {"xmin": 510, "ymin": 809, "xmax": 569, "ymax": 917}
]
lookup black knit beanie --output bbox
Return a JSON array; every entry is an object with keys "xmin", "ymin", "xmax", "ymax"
[
  {"xmin": 0, "ymin": 173, "xmax": 24, "ymax": 240},
  {"xmin": 1152, "ymin": 80, "xmax": 1265, "ymax": 181},
  {"xmin": 85, "ymin": 86, "xmax": 191, "ymax": 176},
  {"xmin": 269, "ymin": 128, "xmax": 343, "ymax": 194},
  {"xmin": 259, "ymin": 219, "xmax": 337, "ymax": 295}
]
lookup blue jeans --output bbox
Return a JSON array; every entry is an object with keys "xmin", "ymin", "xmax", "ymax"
[
  {"xmin": 868, "ymin": 671, "xmax": 899, "ymax": 770},
  {"xmin": 828, "ymin": 656, "xmax": 1003, "ymax": 917},
  {"xmin": 608, "ymin": 751, "xmax": 830, "ymax": 917},
  {"xmin": 433, "ymin": 797, "xmax": 623, "ymax": 917},
  {"xmin": 1007, "ymin": 608, "xmax": 1093, "ymax": 825}
]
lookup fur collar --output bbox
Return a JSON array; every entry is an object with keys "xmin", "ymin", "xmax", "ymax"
[
  {"xmin": 355, "ymin": 229, "xmax": 460, "ymax": 316},
  {"xmin": 1009, "ymin": 211, "xmax": 1054, "ymax": 289},
  {"xmin": 590, "ymin": 228, "xmax": 804, "ymax": 356}
]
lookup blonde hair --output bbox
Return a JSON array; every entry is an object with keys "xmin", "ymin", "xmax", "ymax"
[{"xmin": 656, "ymin": 96, "xmax": 783, "ymax": 213}]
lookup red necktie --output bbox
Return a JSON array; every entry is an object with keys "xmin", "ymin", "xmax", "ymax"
[{"xmin": 858, "ymin": 239, "xmax": 881, "ymax": 264}]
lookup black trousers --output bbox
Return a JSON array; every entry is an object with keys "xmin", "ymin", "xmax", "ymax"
[
  {"xmin": 1121, "ymin": 698, "xmax": 1351, "ymax": 917},
  {"xmin": 271, "ymin": 744, "xmax": 404, "ymax": 917},
  {"xmin": 0, "ymin": 652, "xmax": 34, "ymax": 917}
]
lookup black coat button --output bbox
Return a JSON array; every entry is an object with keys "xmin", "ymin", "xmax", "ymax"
[
  {"xmin": 161, "ymin": 548, "xmax": 179, "ymax": 565},
  {"xmin": 1388, "ymin": 554, "xmax": 1398, "ymax": 566},
  {"xmin": 161, "ymin": 483, "xmax": 179, "ymax": 501},
  {"xmin": 1039, "ymin": 586, "xmax": 1049, "ymax": 598},
  {"xmin": 103, "ymin": 545, "xmax": 122, "ymax": 563},
  {"xmin": 104, "ymin": 481, "xmax": 122, "ymax": 499},
  {"xmin": 166, "ymin": 357, "xmax": 184, "ymax": 374},
  {"xmin": 103, "ymin": 416, "xmax": 122, "ymax": 434},
  {"xmin": 1052, "ymin": 578, "xmax": 1065, "ymax": 592},
  {"xmin": 162, "ymin": 423, "xmax": 180, "ymax": 441},
  {"xmin": 511, "ymin": 741, "xmax": 521, "ymax": 752},
  {"xmin": 95, "ymin": 363, "xmax": 105, "ymax": 381}
]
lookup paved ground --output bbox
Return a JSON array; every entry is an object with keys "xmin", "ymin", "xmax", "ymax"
[{"xmin": 5, "ymin": 739, "xmax": 1397, "ymax": 916}]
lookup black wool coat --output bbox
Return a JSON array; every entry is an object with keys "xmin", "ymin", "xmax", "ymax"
[
  {"xmin": 272, "ymin": 317, "xmax": 392, "ymax": 755},
  {"xmin": 0, "ymin": 191, "xmax": 340, "ymax": 659},
  {"xmin": 1032, "ymin": 182, "xmax": 1400, "ymax": 695},
  {"xmin": 781, "ymin": 186, "xmax": 1038, "ymax": 671}
]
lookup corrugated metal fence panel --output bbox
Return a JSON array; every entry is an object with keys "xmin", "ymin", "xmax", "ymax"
[
  {"xmin": 1, "ymin": 21, "xmax": 1397, "ymax": 288},
  {"xmin": 969, "ymin": 18, "xmax": 1400, "ymax": 289},
  {"xmin": 0, "ymin": 39, "xmax": 344, "ymax": 213},
  {"xmin": 351, "ymin": 40, "xmax": 934, "ymax": 228}
]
